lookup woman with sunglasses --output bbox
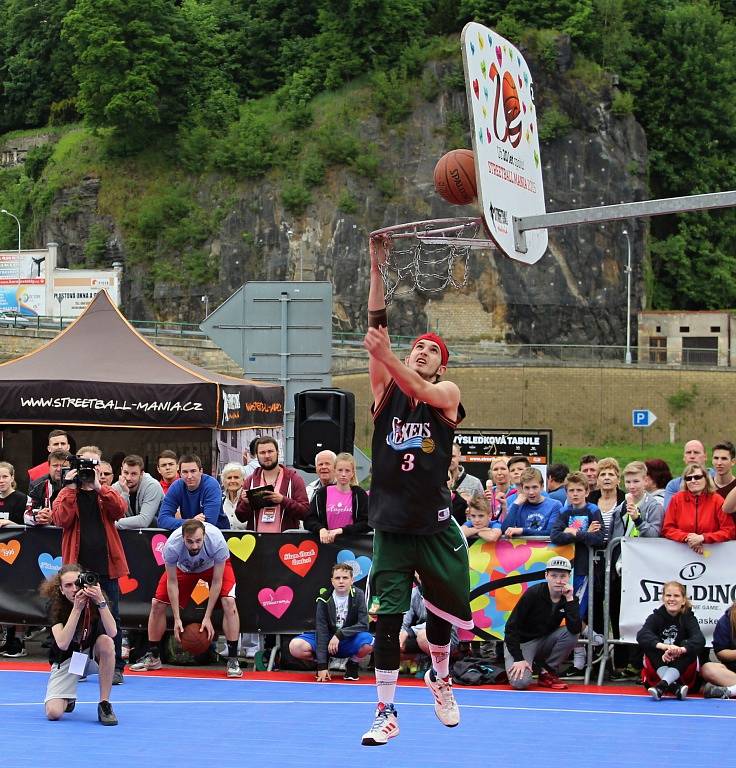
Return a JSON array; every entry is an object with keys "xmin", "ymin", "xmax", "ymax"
[{"xmin": 662, "ymin": 462, "xmax": 736, "ymax": 553}]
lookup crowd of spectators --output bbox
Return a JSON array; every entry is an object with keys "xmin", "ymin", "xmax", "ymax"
[{"xmin": 2, "ymin": 429, "xmax": 736, "ymax": 699}]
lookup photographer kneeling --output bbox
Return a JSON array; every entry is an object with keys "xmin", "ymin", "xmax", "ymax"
[
  {"xmin": 40, "ymin": 564, "xmax": 118, "ymax": 725},
  {"xmin": 52, "ymin": 453, "xmax": 128, "ymax": 684}
]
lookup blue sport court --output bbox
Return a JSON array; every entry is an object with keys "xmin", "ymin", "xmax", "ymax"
[{"xmin": 2, "ymin": 665, "xmax": 732, "ymax": 767}]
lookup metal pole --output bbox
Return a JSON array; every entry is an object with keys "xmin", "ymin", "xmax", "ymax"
[
  {"xmin": 513, "ymin": 190, "xmax": 736, "ymax": 253},
  {"xmin": 623, "ymin": 229, "xmax": 632, "ymax": 364},
  {"xmin": 1, "ymin": 209, "xmax": 21, "ymax": 296}
]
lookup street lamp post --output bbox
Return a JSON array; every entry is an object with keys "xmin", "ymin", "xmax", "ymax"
[
  {"xmin": 622, "ymin": 228, "xmax": 632, "ymax": 364},
  {"xmin": 1, "ymin": 209, "xmax": 21, "ymax": 294},
  {"xmin": 201, "ymin": 294, "xmax": 209, "ymax": 319}
]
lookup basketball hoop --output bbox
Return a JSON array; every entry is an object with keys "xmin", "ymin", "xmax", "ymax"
[{"xmin": 370, "ymin": 217, "xmax": 492, "ymax": 302}]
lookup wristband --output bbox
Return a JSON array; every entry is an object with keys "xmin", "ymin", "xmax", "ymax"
[
  {"xmin": 368, "ymin": 308, "xmax": 387, "ymax": 329},
  {"xmin": 97, "ymin": 601, "xmax": 108, "ymax": 609}
]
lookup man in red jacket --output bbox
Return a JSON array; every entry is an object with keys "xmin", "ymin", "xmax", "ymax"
[
  {"xmin": 235, "ymin": 437, "xmax": 309, "ymax": 531},
  {"xmin": 52, "ymin": 454, "xmax": 128, "ymax": 684}
]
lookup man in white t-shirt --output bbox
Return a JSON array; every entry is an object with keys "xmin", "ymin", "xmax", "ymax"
[{"xmin": 131, "ymin": 520, "xmax": 242, "ymax": 677}]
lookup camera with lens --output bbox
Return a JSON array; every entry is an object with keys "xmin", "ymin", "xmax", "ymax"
[
  {"xmin": 75, "ymin": 571, "xmax": 99, "ymax": 588},
  {"xmin": 62, "ymin": 455, "xmax": 100, "ymax": 485}
]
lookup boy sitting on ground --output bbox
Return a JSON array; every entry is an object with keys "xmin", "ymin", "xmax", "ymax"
[{"xmin": 289, "ymin": 563, "xmax": 373, "ymax": 681}]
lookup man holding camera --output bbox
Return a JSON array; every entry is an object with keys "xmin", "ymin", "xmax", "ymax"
[{"xmin": 52, "ymin": 452, "xmax": 128, "ymax": 685}]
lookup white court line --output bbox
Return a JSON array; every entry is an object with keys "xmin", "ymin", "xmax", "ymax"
[{"xmin": 2, "ymin": 698, "xmax": 735, "ymax": 720}]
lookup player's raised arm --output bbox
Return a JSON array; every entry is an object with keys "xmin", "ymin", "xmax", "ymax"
[{"xmin": 366, "ymin": 234, "xmax": 392, "ymax": 403}]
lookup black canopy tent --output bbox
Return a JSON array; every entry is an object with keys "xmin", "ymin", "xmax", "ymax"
[{"xmin": 0, "ymin": 291, "xmax": 284, "ymax": 479}]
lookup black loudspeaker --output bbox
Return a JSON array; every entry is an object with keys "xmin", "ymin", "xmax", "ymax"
[{"xmin": 293, "ymin": 388, "xmax": 355, "ymax": 471}]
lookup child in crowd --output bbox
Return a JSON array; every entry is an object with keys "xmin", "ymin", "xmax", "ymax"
[
  {"xmin": 637, "ymin": 580, "xmax": 705, "ymax": 700},
  {"xmin": 462, "ymin": 493, "xmax": 502, "ymax": 543},
  {"xmin": 701, "ymin": 601, "xmax": 736, "ymax": 698},
  {"xmin": 608, "ymin": 461, "xmax": 664, "ymax": 679},
  {"xmin": 550, "ymin": 472, "xmax": 605, "ymax": 677},
  {"xmin": 502, "ymin": 468, "xmax": 562, "ymax": 538},
  {"xmin": 289, "ymin": 563, "xmax": 373, "ymax": 681}
]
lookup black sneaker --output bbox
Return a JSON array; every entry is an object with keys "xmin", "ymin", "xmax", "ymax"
[
  {"xmin": 64, "ymin": 699, "xmax": 76, "ymax": 713},
  {"xmin": 97, "ymin": 700, "xmax": 118, "ymax": 726},
  {"xmin": 344, "ymin": 660, "xmax": 360, "ymax": 681},
  {"xmin": 112, "ymin": 669, "xmax": 124, "ymax": 685},
  {"xmin": 0, "ymin": 639, "xmax": 27, "ymax": 657},
  {"xmin": 560, "ymin": 666, "xmax": 585, "ymax": 680},
  {"xmin": 673, "ymin": 683, "xmax": 688, "ymax": 701},
  {"xmin": 648, "ymin": 681, "xmax": 668, "ymax": 701}
]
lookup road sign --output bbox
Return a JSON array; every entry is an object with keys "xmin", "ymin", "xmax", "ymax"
[{"xmin": 632, "ymin": 409, "xmax": 657, "ymax": 428}]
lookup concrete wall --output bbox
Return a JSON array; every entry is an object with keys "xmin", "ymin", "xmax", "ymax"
[{"xmin": 335, "ymin": 365, "xmax": 736, "ymax": 450}]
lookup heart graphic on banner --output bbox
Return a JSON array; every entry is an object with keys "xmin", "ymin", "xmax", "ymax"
[
  {"xmin": 191, "ymin": 579, "xmax": 210, "ymax": 605},
  {"xmin": 38, "ymin": 553, "xmax": 62, "ymax": 579},
  {"xmin": 228, "ymin": 534, "xmax": 256, "ymax": 563},
  {"xmin": 279, "ymin": 541, "xmax": 317, "ymax": 577},
  {"xmin": 495, "ymin": 540, "xmax": 532, "ymax": 572},
  {"xmin": 336, "ymin": 549, "xmax": 372, "ymax": 581},
  {"xmin": 119, "ymin": 575, "xmax": 139, "ymax": 594},
  {"xmin": 258, "ymin": 586, "xmax": 293, "ymax": 619},
  {"xmin": 0, "ymin": 539, "xmax": 20, "ymax": 565},
  {"xmin": 151, "ymin": 534, "xmax": 167, "ymax": 566}
]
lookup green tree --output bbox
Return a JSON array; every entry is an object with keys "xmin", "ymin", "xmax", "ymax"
[
  {"xmin": 62, "ymin": 0, "xmax": 192, "ymax": 152},
  {"xmin": 0, "ymin": 0, "xmax": 77, "ymax": 132}
]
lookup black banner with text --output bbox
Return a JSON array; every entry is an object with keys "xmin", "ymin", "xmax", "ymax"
[{"xmin": 0, "ymin": 528, "xmax": 373, "ymax": 634}]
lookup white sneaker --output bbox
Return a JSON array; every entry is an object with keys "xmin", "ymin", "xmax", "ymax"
[
  {"xmin": 130, "ymin": 652, "xmax": 162, "ymax": 671},
  {"xmin": 361, "ymin": 703, "xmax": 399, "ymax": 746},
  {"xmin": 424, "ymin": 669, "xmax": 460, "ymax": 727}
]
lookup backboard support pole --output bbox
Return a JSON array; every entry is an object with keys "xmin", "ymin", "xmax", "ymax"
[{"xmin": 513, "ymin": 190, "xmax": 736, "ymax": 253}]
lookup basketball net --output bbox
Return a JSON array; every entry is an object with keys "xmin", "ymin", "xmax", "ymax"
[{"xmin": 371, "ymin": 218, "xmax": 482, "ymax": 302}]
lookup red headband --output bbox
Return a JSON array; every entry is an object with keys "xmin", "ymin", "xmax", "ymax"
[{"xmin": 411, "ymin": 333, "xmax": 449, "ymax": 366}]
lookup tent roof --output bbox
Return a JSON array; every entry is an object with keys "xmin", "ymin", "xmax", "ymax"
[{"xmin": 0, "ymin": 290, "xmax": 271, "ymax": 389}]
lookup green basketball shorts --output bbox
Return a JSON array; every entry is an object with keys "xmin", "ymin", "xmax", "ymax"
[{"xmin": 368, "ymin": 521, "xmax": 473, "ymax": 629}]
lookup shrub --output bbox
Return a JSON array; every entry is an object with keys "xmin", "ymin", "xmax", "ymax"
[
  {"xmin": 611, "ymin": 91, "xmax": 635, "ymax": 117},
  {"xmin": 337, "ymin": 190, "xmax": 358, "ymax": 214},
  {"xmin": 302, "ymin": 156, "xmax": 326, "ymax": 187},
  {"xmin": 538, "ymin": 106, "xmax": 572, "ymax": 141},
  {"xmin": 281, "ymin": 182, "xmax": 312, "ymax": 215}
]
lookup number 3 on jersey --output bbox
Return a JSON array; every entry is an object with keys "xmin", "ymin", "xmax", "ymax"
[{"xmin": 401, "ymin": 453, "xmax": 416, "ymax": 472}]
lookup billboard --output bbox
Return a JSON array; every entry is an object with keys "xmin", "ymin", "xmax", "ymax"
[{"xmin": 455, "ymin": 428, "xmax": 553, "ymax": 483}]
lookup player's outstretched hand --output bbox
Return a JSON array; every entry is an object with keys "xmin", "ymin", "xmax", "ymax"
[
  {"xmin": 316, "ymin": 669, "xmax": 331, "ymax": 682},
  {"xmin": 369, "ymin": 234, "xmax": 391, "ymax": 269},
  {"xmin": 364, "ymin": 325, "xmax": 392, "ymax": 362}
]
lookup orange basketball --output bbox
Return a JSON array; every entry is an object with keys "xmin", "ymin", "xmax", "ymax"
[
  {"xmin": 502, "ymin": 71, "xmax": 520, "ymax": 123},
  {"xmin": 180, "ymin": 622, "xmax": 211, "ymax": 656},
  {"xmin": 433, "ymin": 149, "xmax": 477, "ymax": 206}
]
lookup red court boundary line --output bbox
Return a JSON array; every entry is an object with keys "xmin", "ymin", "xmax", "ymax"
[{"xmin": 0, "ymin": 661, "xmax": 647, "ymax": 695}]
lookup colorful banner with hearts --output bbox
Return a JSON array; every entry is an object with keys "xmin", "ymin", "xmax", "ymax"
[
  {"xmin": 463, "ymin": 538, "xmax": 575, "ymax": 642},
  {"xmin": 279, "ymin": 541, "xmax": 317, "ymax": 577},
  {"xmin": 228, "ymin": 534, "xmax": 256, "ymax": 563},
  {"xmin": 119, "ymin": 575, "xmax": 139, "ymax": 595},
  {"xmin": 258, "ymin": 586, "xmax": 293, "ymax": 619},
  {"xmin": 336, "ymin": 549, "xmax": 372, "ymax": 581},
  {"xmin": 0, "ymin": 539, "xmax": 20, "ymax": 565},
  {"xmin": 151, "ymin": 534, "xmax": 168, "ymax": 566},
  {"xmin": 38, "ymin": 552, "xmax": 63, "ymax": 580}
]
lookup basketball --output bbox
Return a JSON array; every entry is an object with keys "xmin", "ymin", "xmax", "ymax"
[
  {"xmin": 433, "ymin": 149, "xmax": 477, "ymax": 206},
  {"xmin": 180, "ymin": 623, "xmax": 211, "ymax": 656}
]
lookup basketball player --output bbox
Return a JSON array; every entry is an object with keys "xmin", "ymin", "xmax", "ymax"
[{"xmin": 360, "ymin": 234, "xmax": 473, "ymax": 746}]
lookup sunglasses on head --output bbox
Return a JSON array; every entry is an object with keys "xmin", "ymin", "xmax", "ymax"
[{"xmin": 685, "ymin": 474, "xmax": 704, "ymax": 482}]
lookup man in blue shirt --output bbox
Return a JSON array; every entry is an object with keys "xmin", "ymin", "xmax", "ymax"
[{"xmin": 157, "ymin": 454, "xmax": 229, "ymax": 530}]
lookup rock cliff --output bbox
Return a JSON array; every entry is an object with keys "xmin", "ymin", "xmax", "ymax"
[{"xmin": 38, "ymin": 37, "xmax": 647, "ymax": 345}]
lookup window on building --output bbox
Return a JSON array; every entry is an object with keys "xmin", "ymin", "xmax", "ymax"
[
  {"xmin": 649, "ymin": 336, "xmax": 667, "ymax": 364},
  {"xmin": 679, "ymin": 326, "xmax": 690, "ymax": 333},
  {"xmin": 711, "ymin": 326, "xmax": 721, "ymax": 333}
]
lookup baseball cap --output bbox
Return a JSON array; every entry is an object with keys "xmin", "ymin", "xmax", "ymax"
[
  {"xmin": 545, "ymin": 556, "xmax": 572, "ymax": 572},
  {"xmin": 411, "ymin": 333, "xmax": 449, "ymax": 366}
]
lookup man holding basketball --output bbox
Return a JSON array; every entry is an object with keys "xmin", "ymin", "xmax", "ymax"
[
  {"xmin": 361, "ymin": 234, "xmax": 473, "ymax": 746},
  {"xmin": 130, "ymin": 520, "xmax": 242, "ymax": 678}
]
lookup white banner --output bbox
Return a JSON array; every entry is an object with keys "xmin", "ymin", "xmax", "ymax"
[{"xmin": 620, "ymin": 538, "xmax": 736, "ymax": 644}]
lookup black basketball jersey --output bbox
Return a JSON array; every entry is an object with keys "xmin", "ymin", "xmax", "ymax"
[{"xmin": 369, "ymin": 379, "xmax": 464, "ymax": 535}]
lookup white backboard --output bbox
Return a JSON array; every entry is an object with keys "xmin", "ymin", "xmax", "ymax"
[{"xmin": 462, "ymin": 22, "xmax": 548, "ymax": 264}]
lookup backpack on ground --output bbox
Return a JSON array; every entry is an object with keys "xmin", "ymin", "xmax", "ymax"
[{"xmin": 451, "ymin": 656, "xmax": 508, "ymax": 685}]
